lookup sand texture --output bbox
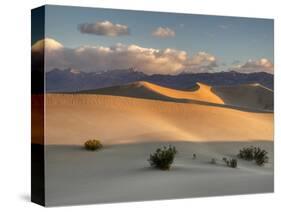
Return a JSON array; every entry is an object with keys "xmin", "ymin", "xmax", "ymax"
[
  {"xmin": 39, "ymin": 81, "xmax": 273, "ymax": 206},
  {"xmin": 45, "ymin": 93, "xmax": 273, "ymax": 145},
  {"xmin": 45, "ymin": 142, "xmax": 273, "ymax": 206}
]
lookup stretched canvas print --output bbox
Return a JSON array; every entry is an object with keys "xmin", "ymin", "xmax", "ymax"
[{"xmin": 31, "ymin": 5, "xmax": 274, "ymax": 207}]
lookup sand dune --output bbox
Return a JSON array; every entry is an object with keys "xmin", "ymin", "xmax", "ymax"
[
  {"xmin": 41, "ymin": 86, "xmax": 274, "ymax": 206},
  {"xmin": 141, "ymin": 81, "xmax": 224, "ymax": 104},
  {"xmin": 212, "ymin": 83, "xmax": 273, "ymax": 111},
  {"xmin": 81, "ymin": 81, "xmax": 223, "ymax": 104},
  {"xmin": 80, "ymin": 81, "xmax": 224, "ymax": 104},
  {"xmin": 80, "ymin": 81, "xmax": 273, "ymax": 111},
  {"xmin": 45, "ymin": 94, "xmax": 273, "ymax": 145}
]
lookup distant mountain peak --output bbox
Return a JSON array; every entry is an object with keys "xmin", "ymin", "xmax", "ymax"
[{"xmin": 46, "ymin": 68, "xmax": 273, "ymax": 92}]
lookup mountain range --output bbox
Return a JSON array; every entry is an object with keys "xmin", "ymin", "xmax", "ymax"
[{"xmin": 46, "ymin": 68, "xmax": 273, "ymax": 92}]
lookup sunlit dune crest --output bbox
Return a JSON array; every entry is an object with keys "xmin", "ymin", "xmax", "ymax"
[
  {"xmin": 82, "ymin": 81, "xmax": 224, "ymax": 104},
  {"xmin": 135, "ymin": 81, "xmax": 224, "ymax": 104},
  {"xmin": 83, "ymin": 81, "xmax": 273, "ymax": 111}
]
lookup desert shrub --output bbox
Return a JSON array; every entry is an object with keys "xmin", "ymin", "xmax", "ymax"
[
  {"xmin": 238, "ymin": 146, "xmax": 255, "ymax": 160},
  {"xmin": 223, "ymin": 157, "xmax": 238, "ymax": 168},
  {"xmin": 192, "ymin": 153, "xmax": 197, "ymax": 160},
  {"xmin": 84, "ymin": 139, "xmax": 103, "ymax": 151},
  {"xmin": 210, "ymin": 158, "xmax": 216, "ymax": 164},
  {"xmin": 229, "ymin": 159, "xmax": 238, "ymax": 168},
  {"xmin": 238, "ymin": 146, "xmax": 268, "ymax": 166},
  {"xmin": 253, "ymin": 147, "xmax": 269, "ymax": 166},
  {"xmin": 148, "ymin": 145, "xmax": 177, "ymax": 170}
]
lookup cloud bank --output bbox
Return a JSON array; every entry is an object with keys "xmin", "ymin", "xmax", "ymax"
[
  {"xmin": 78, "ymin": 21, "xmax": 129, "ymax": 36},
  {"xmin": 152, "ymin": 27, "xmax": 175, "ymax": 38},
  {"xmin": 32, "ymin": 38, "xmax": 218, "ymax": 75},
  {"xmin": 32, "ymin": 38, "xmax": 273, "ymax": 75},
  {"xmin": 231, "ymin": 58, "xmax": 273, "ymax": 73},
  {"xmin": 32, "ymin": 38, "xmax": 63, "ymax": 53}
]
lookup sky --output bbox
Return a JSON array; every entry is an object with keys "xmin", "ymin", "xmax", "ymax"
[{"xmin": 32, "ymin": 5, "xmax": 274, "ymax": 75}]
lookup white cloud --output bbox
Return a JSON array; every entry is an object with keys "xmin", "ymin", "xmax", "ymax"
[
  {"xmin": 186, "ymin": 52, "xmax": 218, "ymax": 72},
  {"xmin": 32, "ymin": 37, "xmax": 63, "ymax": 53},
  {"xmin": 78, "ymin": 21, "xmax": 129, "ymax": 36},
  {"xmin": 152, "ymin": 27, "xmax": 175, "ymax": 38},
  {"xmin": 231, "ymin": 58, "xmax": 273, "ymax": 73},
  {"xmin": 32, "ymin": 38, "xmax": 219, "ymax": 75},
  {"xmin": 32, "ymin": 38, "xmax": 65, "ymax": 71}
]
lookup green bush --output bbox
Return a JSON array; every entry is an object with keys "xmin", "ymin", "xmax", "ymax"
[
  {"xmin": 84, "ymin": 139, "xmax": 103, "ymax": 151},
  {"xmin": 229, "ymin": 159, "xmax": 238, "ymax": 168},
  {"xmin": 148, "ymin": 145, "xmax": 177, "ymax": 170},
  {"xmin": 210, "ymin": 158, "xmax": 216, "ymax": 164},
  {"xmin": 253, "ymin": 147, "xmax": 269, "ymax": 166},
  {"xmin": 238, "ymin": 146, "xmax": 268, "ymax": 166},
  {"xmin": 192, "ymin": 153, "xmax": 197, "ymax": 160},
  {"xmin": 238, "ymin": 146, "xmax": 255, "ymax": 160},
  {"xmin": 223, "ymin": 157, "xmax": 238, "ymax": 168}
]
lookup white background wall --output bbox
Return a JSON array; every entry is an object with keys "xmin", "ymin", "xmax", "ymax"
[{"xmin": 0, "ymin": 0, "xmax": 280, "ymax": 211}]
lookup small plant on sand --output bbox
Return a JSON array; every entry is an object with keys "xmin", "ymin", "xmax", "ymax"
[
  {"xmin": 238, "ymin": 146, "xmax": 255, "ymax": 160},
  {"xmin": 148, "ymin": 145, "xmax": 177, "ymax": 170},
  {"xmin": 238, "ymin": 146, "xmax": 268, "ymax": 166},
  {"xmin": 210, "ymin": 158, "xmax": 216, "ymax": 164},
  {"xmin": 229, "ymin": 159, "xmax": 238, "ymax": 168},
  {"xmin": 84, "ymin": 139, "xmax": 103, "ymax": 151},
  {"xmin": 192, "ymin": 153, "xmax": 197, "ymax": 160},
  {"xmin": 253, "ymin": 147, "xmax": 269, "ymax": 166},
  {"xmin": 223, "ymin": 157, "xmax": 238, "ymax": 168}
]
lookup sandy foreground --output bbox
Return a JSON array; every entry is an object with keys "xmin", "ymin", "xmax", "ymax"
[
  {"xmin": 38, "ymin": 88, "xmax": 274, "ymax": 206},
  {"xmin": 45, "ymin": 141, "xmax": 273, "ymax": 206}
]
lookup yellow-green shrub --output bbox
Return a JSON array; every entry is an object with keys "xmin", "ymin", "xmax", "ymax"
[{"xmin": 84, "ymin": 139, "xmax": 103, "ymax": 151}]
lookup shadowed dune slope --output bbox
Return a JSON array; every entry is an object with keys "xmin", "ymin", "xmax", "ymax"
[
  {"xmin": 212, "ymin": 83, "xmax": 273, "ymax": 111},
  {"xmin": 79, "ymin": 81, "xmax": 273, "ymax": 111},
  {"xmin": 80, "ymin": 81, "xmax": 224, "ymax": 104},
  {"xmin": 44, "ymin": 94, "xmax": 273, "ymax": 145}
]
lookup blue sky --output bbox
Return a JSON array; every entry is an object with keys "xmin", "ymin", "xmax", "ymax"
[{"xmin": 36, "ymin": 5, "xmax": 274, "ymax": 74}]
